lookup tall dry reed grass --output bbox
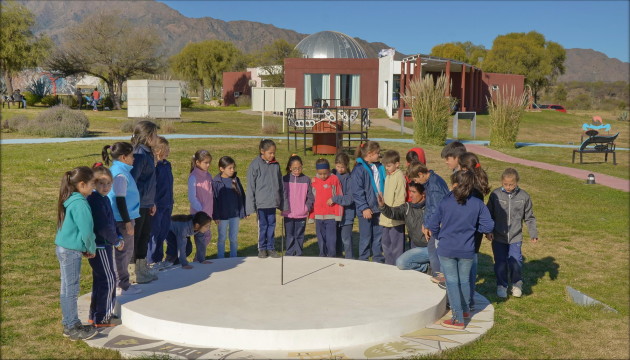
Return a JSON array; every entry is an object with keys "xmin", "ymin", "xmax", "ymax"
[{"xmin": 487, "ymin": 86, "xmax": 529, "ymax": 148}]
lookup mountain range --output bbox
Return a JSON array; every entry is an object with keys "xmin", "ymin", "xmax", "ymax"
[{"xmin": 18, "ymin": 0, "xmax": 629, "ymax": 83}]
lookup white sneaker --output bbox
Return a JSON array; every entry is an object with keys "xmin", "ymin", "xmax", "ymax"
[
  {"xmin": 512, "ymin": 285, "xmax": 522, "ymax": 298},
  {"xmin": 121, "ymin": 285, "xmax": 142, "ymax": 295},
  {"xmin": 115, "ymin": 287, "xmax": 123, "ymax": 296},
  {"xmin": 497, "ymin": 285, "xmax": 508, "ymax": 298}
]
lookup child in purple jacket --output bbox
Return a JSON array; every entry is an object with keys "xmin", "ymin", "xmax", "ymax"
[{"xmin": 281, "ymin": 154, "xmax": 314, "ymax": 256}]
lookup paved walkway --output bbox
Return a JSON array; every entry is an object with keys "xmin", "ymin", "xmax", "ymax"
[{"xmin": 371, "ymin": 118, "xmax": 629, "ymax": 192}]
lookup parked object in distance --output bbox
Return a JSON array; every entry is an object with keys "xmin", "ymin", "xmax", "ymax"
[{"xmin": 540, "ymin": 104, "xmax": 566, "ymax": 113}]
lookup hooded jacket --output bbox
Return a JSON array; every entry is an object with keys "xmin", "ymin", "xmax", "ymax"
[
  {"xmin": 486, "ymin": 187, "xmax": 537, "ymax": 244},
  {"xmin": 155, "ymin": 159, "xmax": 174, "ymax": 208},
  {"xmin": 350, "ymin": 158, "xmax": 385, "ymax": 216},
  {"xmin": 379, "ymin": 200, "xmax": 427, "ymax": 247},
  {"xmin": 310, "ymin": 174, "xmax": 343, "ymax": 220},
  {"xmin": 282, "ymin": 173, "xmax": 314, "ymax": 219},
  {"xmin": 246, "ymin": 155, "xmax": 283, "ymax": 215},
  {"xmin": 87, "ymin": 191, "xmax": 120, "ymax": 247},
  {"xmin": 55, "ymin": 192, "xmax": 96, "ymax": 254},
  {"xmin": 212, "ymin": 173, "xmax": 246, "ymax": 220},
  {"xmin": 331, "ymin": 170, "xmax": 355, "ymax": 225},
  {"xmin": 422, "ymin": 170, "xmax": 450, "ymax": 225},
  {"xmin": 130, "ymin": 144, "xmax": 156, "ymax": 208}
]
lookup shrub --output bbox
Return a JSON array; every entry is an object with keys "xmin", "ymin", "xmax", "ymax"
[
  {"xmin": 120, "ymin": 118, "xmax": 142, "ymax": 133},
  {"xmin": 181, "ymin": 97, "xmax": 193, "ymax": 108},
  {"xmin": 19, "ymin": 105, "xmax": 89, "ymax": 137},
  {"xmin": 2, "ymin": 115, "xmax": 28, "ymax": 131},
  {"xmin": 487, "ymin": 86, "xmax": 528, "ymax": 148},
  {"xmin": 618, "ymin": 111, "xmax": 629, "ymax": 122},
  {"xmin": 401, "ymin": 74, "xmax": 454, "ymax": 145},
  {"xmin": 22, "ymin": 91, "xmax": 41, "ymax": 106},
  {"xmin": 41, "ymin": 95, "xmax": 59, "ymax": 107},
  {"xmin": 262, "ymin": 123, "xmax": 279, "ymax": 134},
  {"xmin": 157, "ymin": 119, "xmax": 176, "ymax": 133},
  {"xmin": 235, "ymin": 95, "xmax": 251, "ymax": 107},
  {"xmin": 25, "ymin": 77, "xmax": 51, "ymax": 97}
]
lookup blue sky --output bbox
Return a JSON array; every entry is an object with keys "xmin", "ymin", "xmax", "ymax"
[{"xmin": 159, "ymin": 1, "xmax": 629, "ymax": 62}]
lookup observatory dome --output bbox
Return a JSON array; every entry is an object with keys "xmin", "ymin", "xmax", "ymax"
[{"xmin": 295, "ymin": 31, "xmax": 367, "ymax": 59}]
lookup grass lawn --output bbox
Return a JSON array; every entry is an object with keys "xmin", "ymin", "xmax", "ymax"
[{"xmin": 1, "ymin": 107, "xmax": 628, "ymax": 358}]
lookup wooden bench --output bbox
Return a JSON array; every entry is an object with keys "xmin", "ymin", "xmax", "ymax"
[
  {"xmin": 1, "ymin": 97, "xmax": 24, "ymax": 109},
  {"xmin": 572, "ymin": 132, "xmax": 619, "ymax": 165}
]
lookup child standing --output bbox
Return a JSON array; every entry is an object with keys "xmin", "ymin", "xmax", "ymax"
[
  {"xmin": 87, "ymin": 164, "xmax": 124, "ymax": 327},
  {"xmin": 246, "ymin": 139, "xmax": 284, "ymax": 258},
  {"xmin": 166, "ymin": 212, "xmax": 213, "ymax": 269},
  {"xmin": 350, "ymin": 141, "xmax": 385, "ymax": 263},
  {"xmin": 330, "ymin": 152, "xmax": 355, "ymax": 258},
  {"xmin": 148, "ymin": 137, "xmax": 174, "ymax": 269},
  {"xmin": 406, "ymin": 161, "xmax": 449, "ymax": 281},
  {"xmin": 380, "ymin": 150, "xmax": 407, "ymax": 265},
  {"xmin": 311, "ymin": 158, "xmax": 343, "ymax": 257},
  {"xmin": 189, "ymin": 149, "xmax": 215, "ymax": 264},
  {"xmin": 282, "ymin": 154, "xmax": 314, "ymax": 256},
  {"xmin": 487, "ymin": 168, "xmax": 538, "ymax": 298},
  {"xmin": 55, "ymin": 166, "xmax": 97, "ymax": 341},
  {"xmin": 130, "ymin": 121, "xmax": 159, "ymax": 282},
  {"xmin": 103, "ymin": 143, "xmax": 143, "ymax": 294},
  {"xmin": 458, "ymin": 152, "xmax": 491, "ymax": 309},
  {"xmin": 425, "ymin": 171, "xmax": 494, "ymax": 330},
  {"xmin": 213, "ymin": 156, "xmax": 246, "ymax": 258}
]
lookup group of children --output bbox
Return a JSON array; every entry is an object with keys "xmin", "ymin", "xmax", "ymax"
[{"xmin": 55, "ymin": 128, "xmax": 538, "ymax": 340}]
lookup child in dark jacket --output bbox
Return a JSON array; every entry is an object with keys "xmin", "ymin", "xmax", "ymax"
[
  {"xmin": 350, "ymin": 141, "xmax": 385, "ymax": 263},
  {"xmin": 165, "ymin": 213, "xmax": 213, "ymax": 269},
  {"xmin": 213, "ymin": 156, "xmax": 246, "ymax": 258},
  {"xmin": 311, "ymin": 158, "xmax": 343, "ymax": 257},
  {"xmin": 378, "ymin": 182, "xmax": 429, "ymax": 272},
  {"xmin": 487, "ymin": 168, "xmax": 538, "ymax": 299},
  {"xmin": 426, "ymin": 171, "xmax": 494, "ymax": 330},
  {"xmin": 407, "ymin": 161, "xmax": 449, "ymax": 279},
  {"xmin": 148, "ymin": 137, "xmax": 174, "ymax": 269},
  {"xmin": 282, "ymin": 155, "xmax": 314, "ymax": 256},
  {"xmin": 87, "ymin": 164, "xmax": 124, "ymax": 327},
  {"xmin": 330, "ymin": 152, "xmax": 355, "ymax": 258}
]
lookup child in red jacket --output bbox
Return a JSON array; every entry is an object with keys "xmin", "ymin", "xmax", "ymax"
[{"xmin": 311, "ymin": 158, "xmax": 343, "ymax": 257}]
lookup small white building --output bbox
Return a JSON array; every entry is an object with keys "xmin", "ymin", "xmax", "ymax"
[{"xmin": 127, "ymin": 80, "xmax": 181, "ymax": 118}]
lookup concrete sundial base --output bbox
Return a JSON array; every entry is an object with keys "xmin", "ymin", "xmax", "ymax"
[{"xmin": 80, "ymin": 257, "xmax": 494, "ymax": 359}]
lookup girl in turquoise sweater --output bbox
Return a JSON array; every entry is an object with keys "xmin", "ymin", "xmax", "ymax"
[{"xmin": 55, "ymin": 166, "xmax": 98, "ymax": 341}]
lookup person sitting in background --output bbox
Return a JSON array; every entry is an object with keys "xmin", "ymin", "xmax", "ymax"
[{"xmin": 12, "ymin": 89, "xmax": 26, "ymax": 109}]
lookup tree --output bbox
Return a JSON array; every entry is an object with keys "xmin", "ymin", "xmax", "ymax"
[
  {"xmin": 170, "ymin": 40, "xmax": 242, "ymax": 103},
  {"xmin": 430, "ymin": 41, "xmax": 487, "ymax": 66},
  {"xmin": 0, "ymin": 0, "xmax": 52, "ymax": 94},
  {"xmin": 253, "ymin": 39, "xmax": 302, "ymax": 87},
  {"xmin": 45, "ymin": 11, "xmax": 163, "ymax": 110},
  {"xmin": 553, "ymin": 83, "xmax": 567, "ymax": 103},
  {"xmin": 483, "ymin": 31, "xmax": 565, "ymax": 103}
]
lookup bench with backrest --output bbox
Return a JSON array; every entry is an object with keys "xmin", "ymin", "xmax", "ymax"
[
  {"xmin": 1, "ymin": 96, "xmax": 24, "ymax": 109},
  {"xmin": 572, "ymin": 132, "xmax": 619, "ymax": 165}
]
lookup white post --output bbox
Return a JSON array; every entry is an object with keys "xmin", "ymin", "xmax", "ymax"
[
  {"xmin": 282, "ymin": 89, "xmax": 286, "ymax": 133},
  {"xmin": 262, "ymin": 90, "xmax": 265, "ymax": 129}
]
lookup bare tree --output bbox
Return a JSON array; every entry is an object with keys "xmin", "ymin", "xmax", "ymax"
[{"xmin": 46, "ymin": 11, "xmax": 163, "ymax": 109}]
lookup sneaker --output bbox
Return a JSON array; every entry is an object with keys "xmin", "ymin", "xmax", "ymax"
[
  {"xmin": 437, "ymin": 281, "xmax": 447, "ymax": 290},
  {"xmin": 441, "ymin": 317, "xmax": 465, "ymax": 330},
  {"xmin": 267, "ymin": 250, "xmax": 281, "ymax": 258},
  {"xmin": 258, "ymin": 250, "xmax": 268, "ymax": 258},
  {"xmin": 463, "ymin": 312, "xmax": 471, "ymax": 319},
  {"xmin": 497, "ymin": 285, "xmax": 508, "ymax": 298},
  {"xmin": 94, "ymin": 317, "xmax": 122, "ymax": 328},
  {"xmin": 156, "ymin": 261, "xmax": 173, "ymax": 270},
  {"xmin": 121, "ymin": 285, "xmax": 142, "ymax": 295},
  {"xmin": 63, "ymin": 322, "xmax": 97, "ymax": 341},
  {"xmin": 431, "ymin": 273, "xmax": 445, "ymax": 284},
  {"xmin": 512, "ymin": 285, "xmax": 523, "ymax": 298}
]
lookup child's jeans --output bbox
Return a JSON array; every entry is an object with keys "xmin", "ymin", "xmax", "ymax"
[
  {"xmin": 217, "ymin": 217, "xmax": 240, "ymax": 258},
  {"xmin": 194, "ymin": 228, "xmax": 211, "ymax": 262},
  {"xmin": 427, "ymin": 234, "xmax": 441, "ymax": 276},
  {"xmin": 337, "ymin": 222, "xmax": 354, "ymax": 259},
  {"xmin": 257, "ymin": 208, "xmax": 277, "ymax": 251},
  {"xmin": 284, "ymin": 217, "xmax": 306, "ymax": 256},
  {"xmin": 492, "ymin": 241, "xmax": 523, "ymax": 288},
  {"xmin": 115, "ymin": 220, "xmax": 135, "ymax": 291},
  {"xmin": 381, "ymin": 224, "xmax": 405, "ymax": 265},
  {"xmin": 56, "ymin": 245, "xmax": 82, "ymax": 328},
  {"xmin": 165, "ymin": 231, "xmax": 192, "ymax": 266},
  {"xmin": 148, "ymin": 206, "xmax": 172, "ymax": 263},
  {"xmin": 396, "ymin": 246, "xmax": 430, "ymax": 273},
  {"xmin": 357, "ymin": 213, "xmax": 384, "ymax": 263},
  {"xmin": 439, "ymin": 255, "xmax": 473, "ymax": 324},
  {"xmin": 315, "ymin": 219, "xmax": 337, "ymax": 257}
]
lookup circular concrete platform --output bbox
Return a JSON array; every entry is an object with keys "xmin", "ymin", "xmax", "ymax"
[{"xmin": 116, "ymin": 257, "xmax": 446, "ymax": 351}]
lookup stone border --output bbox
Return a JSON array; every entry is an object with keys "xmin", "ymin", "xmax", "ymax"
[{"xmin": 80, "ymin": 292, "xmax": 494, "ymax": 359}]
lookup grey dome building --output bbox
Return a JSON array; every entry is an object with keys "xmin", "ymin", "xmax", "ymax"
[{"xmin": 295, "ymin": 31, "xmax": 367, "ymax": 59}]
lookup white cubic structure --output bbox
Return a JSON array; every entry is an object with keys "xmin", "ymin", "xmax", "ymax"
[{"xmin": 127, "ymin": 80, "xmax": 181, "ymax": 118}]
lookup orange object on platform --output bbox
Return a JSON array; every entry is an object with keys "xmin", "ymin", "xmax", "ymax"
[{"xmin": 312, "ymin": 121, "xmax": 339, "ymax": 155}]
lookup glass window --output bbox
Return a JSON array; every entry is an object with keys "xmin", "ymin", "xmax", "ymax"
[
  {"xmin": 335, "ymin": 74, "xmax": 361, "ymax": 107},
  {"xmin": 304, "ymin": 74, "xmax": 330, "ymax": 106}
]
